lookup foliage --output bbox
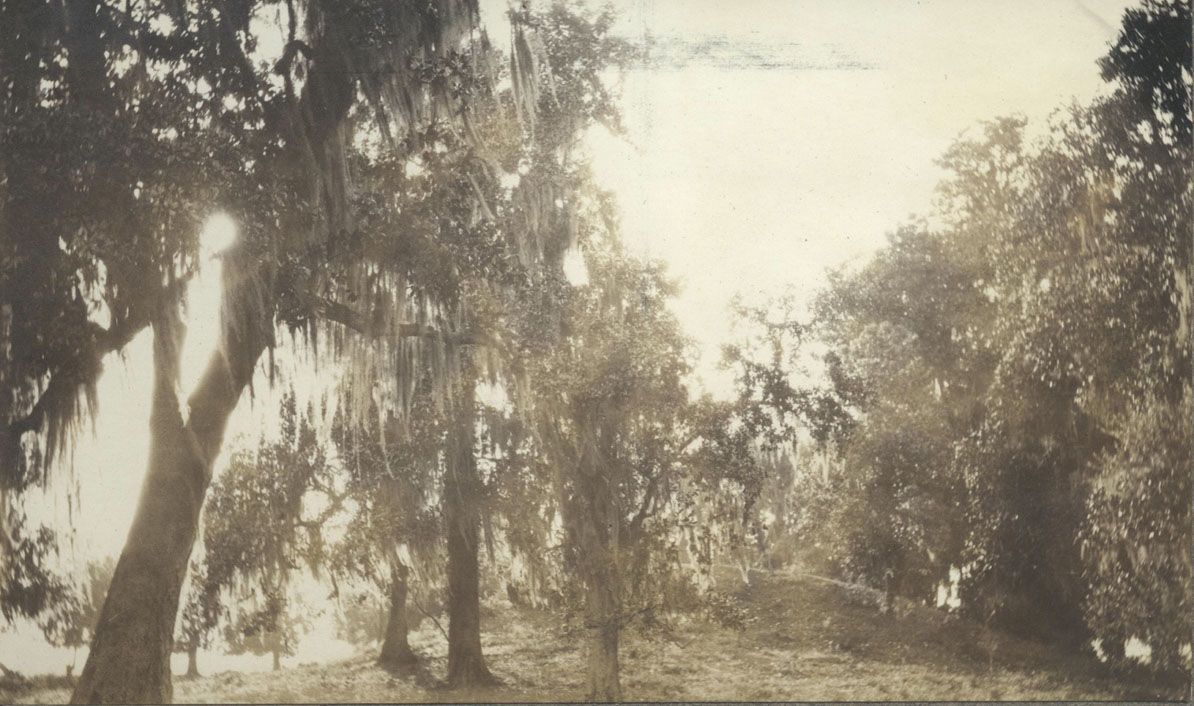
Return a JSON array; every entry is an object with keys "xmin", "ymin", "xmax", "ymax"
[
  {"xmin": 0, "ymin": 521, "xmax": 73, "ymax": 627},
  {"xmin": 806, "ymin": 223, "xmax": 989, "ymax": 591},
  {"xmin": 37, "ymin": 556, "xmax": 115, "ymax": 652},
  {"xmin": 0, "ymin": 0, "xmax": 289, "ymax": 492},
  {"xmin": 780, "ymin": 0, "xmax": 1193, "ymax": 660},
  {"xmin": 200, "ymin": 390, "xmax": 336, "ymax": 659},
  {"xmin": 0, "ymin": 0, "xmax": 520, "ymax": 634},
  {"xmin": 174, "ymin": 560, "xmax": 222, "ymax": 659},
  {"xmin": 333, "ymin": 588, "xmax": 389, "ymax": 648},
  {"xmin": 723, "ymin": 295, "xmax": 851, "ymax": 448},
  {"xmin": 325, "ymin": 383, "xmax": 447, "ymax": 646},
  {"xmin": 1080, "ymin": 390, "xmax": 1192, "ymax": 674},
  {"xmin": 223, "ymin": 589, "xmax": 311, "ymax": 665},
  {"xmin": 956, "ymin": 0, "xmax": 1191, "ymax": 649},
  {"xmin": 1, "ymin": 0, "xmax": 1186, "ymax": 696},
  {"xmin": 1099, "ymin": 0, "xmax": 1192, "ymax": 143},
  {"xmin": 505, "ymin": 221, "xmax": 762, "ymax": 698}
]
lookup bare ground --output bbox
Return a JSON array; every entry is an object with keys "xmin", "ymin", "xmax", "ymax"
[{"xmin": 8, "ymin": 569, "xmax": 1187, "ymax": 703}]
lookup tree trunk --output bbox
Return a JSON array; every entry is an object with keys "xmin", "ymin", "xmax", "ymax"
[
  {"xmin": 272, "ymin": 649, "xmax": 281, "ymax": 672},
  {"xmin": 444, "ymin": 374, "xmax": 494, "ymax": 687},
  {"xmin": 883, "ymin": 568, "xmax": 896, "ymax": 615},
  {"xmin": 584, "ymin": 573, "xmax": 621, "ymax": 702},
  {"xmin": 566, "ymin": 411, "xmax": 624, "ymax": 702},
  {"xmin": 72, "ymin": 259, "xmax": 273, "ymax": 704},
  {"xmin": 70, "ymin": 312, "xmax": 203, "ymax": 704},
  {"xmin": 578, "ymin": 412, "xmax": 625, "ymax": 702},
  {"xmin": 378, "ymin": 562, "xmax": 417, "ymax": 670},
  {"xmin": 65, "ymin": 2, "xmax": 411, "ymax": 699},
  {"xmin": 185, "ymin": 646, "xmax": 199, "ymax": 679}
]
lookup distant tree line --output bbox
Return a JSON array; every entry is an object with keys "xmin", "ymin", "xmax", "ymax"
[{"xmin": 735, "ymin": 0, "xmax": 1191, "ymax": 678}]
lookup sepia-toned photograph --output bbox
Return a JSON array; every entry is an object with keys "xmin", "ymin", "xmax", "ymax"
[{"xmin": 0, "ymin": 0, "xmax": 1191, "ymax": 703}]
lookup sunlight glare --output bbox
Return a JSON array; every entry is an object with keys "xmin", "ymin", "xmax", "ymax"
[
  {"xmin": 562, "ymin": 248, "xmax": 589, "ymax": 286},
  {"xmin": 200, "ymin": 212, "xmax": 238, "ymax": 260}
]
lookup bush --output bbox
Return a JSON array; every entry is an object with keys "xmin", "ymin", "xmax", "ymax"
[{"xmin": 1081, "ymin": 391, "xmax": 1192, "ymax": 676}]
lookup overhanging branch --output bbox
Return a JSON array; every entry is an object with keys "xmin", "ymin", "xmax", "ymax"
[
  {"xmin": 318, "ymin": 297, "xmax": 493, "ymax": 347},
  {"xmin": 6, "ymin": 276, "xmax": 193, "ymax": 439}
]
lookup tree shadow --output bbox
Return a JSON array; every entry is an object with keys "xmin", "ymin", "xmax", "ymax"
[{"xmin": 377, "ymin": 653, "xmax": 439, "ymax": 691}]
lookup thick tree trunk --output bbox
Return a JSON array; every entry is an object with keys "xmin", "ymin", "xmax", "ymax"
[
  {"xmin": 72, "ymin": 259, "xmax": 273, "ymax": 704},
  {"xmin": 70, "ymin": 313, "xmax": 203, "ymax": 704},
  {"xmin": 272, "ymin": 649, "xmax": 281, "ymax": 672},
  {"xmin": 378, "ymin": 562, "xmax": 417, "ymax": 670},
  {"xmin": 185, "ymin": 646, "xmax": 199, "ymax": 679},
  {"xmin": 444, "ymin": 375, "xmax": 494, "ymax": 688}
]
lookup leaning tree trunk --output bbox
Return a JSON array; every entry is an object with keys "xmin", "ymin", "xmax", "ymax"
[
  {"xmin": 63, "ymin": 0, "xmax": 491, "ymax": 699},
  {"xmin": 444, "ymin": 374, "xmax": 494, "ymax": 687},
  {"xmin": 72, "ymin": 256, "xmax": 274, "ymax": 704},
  {"xmin": 185, "ymin": 646, "xmax": 199, "ymax": 679},
  {"xmin": 378, "ymin": 562, "xmax": 418, "ymax": 670},
  {"xmin": 70, "ymin": 4, "xmax": 364, "ymax": 695}
]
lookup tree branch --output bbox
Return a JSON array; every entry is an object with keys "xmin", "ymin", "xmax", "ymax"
[
  {"xmin": 274, "ymin": 39, "xmax": 314, "ymax": 76},
  {"xmin": 629, "ymin": 469, "xmax": 664, "ymax": 535},
  {"xmin": 318, "ymin": 297, "xmax": 492, "ymax": 346},
  {"xmin": 6, "ymin": 276, "xmax": 193, "ymax": 439},
  {"xmin": 409, "ymin": 591, "xmax": 450, "ymax": 643}
]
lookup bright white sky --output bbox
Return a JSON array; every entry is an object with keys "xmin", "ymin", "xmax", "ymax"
[
  {"xmin": 4, "ymin": 0, "xmax": 1135, "ymax": 675},
  {"xmin": 593, "ymin": 0, "xmax": 1130, "ymax": 393}
]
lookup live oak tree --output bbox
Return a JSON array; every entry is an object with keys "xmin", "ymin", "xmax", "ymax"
[
  {"xmin": 223, "ymin": 592, "xmax": 310, "ymax": 672},
  {"xmin": 315, "ymin": 3, "xmax": 637, "ymax": 687},
  {"xmin": 519, "ymin": 249, "xmax": 682, "ymax": 701},
  {"xmin": 0, "ymin": 0, "xmax": 261, "ymax": 659},
  {"xmin": 1, "ymin": 1, "xmax": 555, "ymax": 702}
]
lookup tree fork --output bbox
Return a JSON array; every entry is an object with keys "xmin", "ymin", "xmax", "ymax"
[
  {"xmin": 72, "ymin": 253, "xmax": 274, "ymax": 704},
  {"xmin": 70, "ymin": 2, "xmax": 362, "ymax": 695}
]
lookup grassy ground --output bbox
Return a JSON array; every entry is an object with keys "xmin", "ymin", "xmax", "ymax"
[{"xmin": 8, "ymin": 568, "xmax": 1187, "ymax": 703}]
